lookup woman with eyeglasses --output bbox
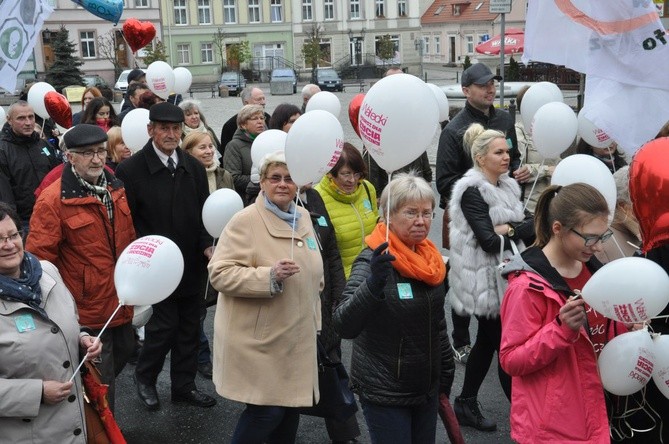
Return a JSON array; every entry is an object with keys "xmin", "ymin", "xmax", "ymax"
[
  {"xmin": 208, "ymin": 151, "xmax": 324, "ymax": 443},
  {"xmin": 499, "ymin": 183, "xmax": 623, "ymax": 443},
  {"xmin": 448, "ymin": 123, "xmax": 534, "ymax": 431},
  {"xmin": 333, "ymin": 172, "xmax": 455, "ymax": 443},
  {"xmin": 315, "ymin": 143, "xmax": 378, "ymax": 279},
  {"xmin": 0, "ymin": 202, "xmax": 103, "ymax": 443}
]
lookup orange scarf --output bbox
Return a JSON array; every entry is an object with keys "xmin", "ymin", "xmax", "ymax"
[{"xmin": 365, "ymin": 222, "xmax": 446, "ymax": 286}]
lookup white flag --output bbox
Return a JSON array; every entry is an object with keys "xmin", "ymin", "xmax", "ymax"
[
  {"xmin": 523, "ymin": 0, "xmax": 669, "ymax": 154},
  {"xmin": 0, "ymin": 0, "xmax": 54, "ymax": 93}
]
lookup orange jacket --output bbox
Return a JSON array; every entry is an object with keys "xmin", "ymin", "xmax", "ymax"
[{"xmin": 27, "ymin": 166, "xmax": 136, "ymax": 329}]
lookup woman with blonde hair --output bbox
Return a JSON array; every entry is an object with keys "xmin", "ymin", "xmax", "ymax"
[
  {"xmin": 106, "ymin": 126, "xmax": 132, "ymax": 171},
  {"xmin": 448, "ymin": 123, "xmax": 534, "ymax": 431},
  {"xmin": 182, "ymin": 132, "xmax": 233, "ymax": 193}
]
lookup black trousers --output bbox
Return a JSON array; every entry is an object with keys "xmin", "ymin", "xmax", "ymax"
[{"xmin": 135, "ymin": 294, "xmax": 201, "ymax": 394}]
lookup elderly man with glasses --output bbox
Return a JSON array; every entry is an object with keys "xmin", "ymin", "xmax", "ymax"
[{"xmin": 27, "ymin": 123, "xmax": 137, "ymax": 412}]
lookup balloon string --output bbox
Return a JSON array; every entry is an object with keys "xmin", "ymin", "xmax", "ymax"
[
  {"xmin": 384, "ymin": 171, "xmax": 393, "ymax": 244},
  {"xmin": 69, "ymin": 303, "xmax": 122, "ymax": 382},
  {"xmin": 610, "ymin": 233, "xmax": 626, "ymax": 258},
  {"xmin": 290, "ymin": 189, "xmax": 299, "ymax": 260},
  {"xmin": 521, "ymin": 159, "xmax": 543, "ymax": 214}
]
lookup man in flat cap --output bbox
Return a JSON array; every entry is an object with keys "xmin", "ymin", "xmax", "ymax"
[
  {"xmin": 27, "ymin": 124, "xmax": 137, "ymax": 411},
  {"xmin": 115, "ymin": 102, "xmax": 216, "ymax": 410}
]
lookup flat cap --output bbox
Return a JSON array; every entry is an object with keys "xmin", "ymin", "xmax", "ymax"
[
  {"xmin": 63, "ymin": 124, "xmax": 108, "ymax": 150},
  {"xmin": 127, "ymin": 69, "xmax": 146, "ymax": 83},
  {"xmin": 461, "ymin": 63, "xmax": 502, "ymax": 87},
  {"xmin": 149, "ymin": 102, "xmax": 185, "ymax": 123}
]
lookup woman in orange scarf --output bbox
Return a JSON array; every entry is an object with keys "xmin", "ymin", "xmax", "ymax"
[{"xmin": 333, "ymin": 172, "xmax": 455, "ymax": 444}]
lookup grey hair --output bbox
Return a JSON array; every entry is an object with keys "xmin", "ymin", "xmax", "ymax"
[
  {"xmin": 7, "ymin": 100, "xmax": 31, "ymax": 118},
  {"xmin": 179, "ymin": 99, "xmax": 208, "ymax": 126},
  {"xmin": 259, "ymin": 151, "xmax": 287, "ymax": 179},
  {"xmin": 613, "ymin": 165, "xmax": 630, "ymax": 205},
  {"xmin": 237, "ymin": 104, "xmax": 265, "ymax": 128},
  {"xmin": 463, "ymin": 123, "xmax": 506, "ymax": 169},
  {"xmin": 301, "ymin": 84, "xmax": 320, "ymax": 100},
  {"xmin": 378, "ymin": 171, "xmax": 435, "ymax": 222}
]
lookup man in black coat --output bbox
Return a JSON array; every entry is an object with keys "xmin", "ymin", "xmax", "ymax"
[{"xmin": 115, "ymin": 102, "xmax": 216, "ymax": 410}]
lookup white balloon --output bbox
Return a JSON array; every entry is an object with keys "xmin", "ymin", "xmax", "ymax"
[
  {"xmin": 0, "ymin": 106, "xmax": 5, "ymax": 127},
  {"xmin": 146, "ymin": 61, "xmax": 176, "ymax": 99},
  {"xmin": 114, "ymin": 235, "xmax": 184, "ymax": 305},
  {"xmin": 305, "ymin": 91, "xmax": 341, "ymax": 117},
  {"xmin": 599, "ymin": 329, "xmax": 655, "ymax": 396},
  {"xmin": 285, "ymin": 110, "xmax": 344, "ymax": 187},
  {"xmin": 581, "ymin": 257, "xmax": 669, "ymax": 323},
  {"xmin": 577, "ymin": 110, "xmax": 612, "ymax": 149},
  {"xmin": 132, "ymin": 305, "xmax": 153, "ymax": 328},
  {"xmin": 251, "ymin": 130, "xmax": 287, "ymax": 167},
  {"xmin": 520, "ymin": 82, "xmax": 563, "ymax": 133},
  {"xmin": 531, "ymin": 102, "xmax": 577, "ymax": 158},
  {"xmin": 551, "ymin": 154, "xmax": 617, "ymax": 219},
  {"xmin": 202, "ymin": 188, "xmax": 244, "ymax": 238},
  {"xmin": 121, "ymin": 108, "xmax": 151, "ymax": 152},
  {"xmin": 359, "ymin": 74, "xmax": 438, "ymax": 172},
  {"xmin": 426, "ymin": 83, "xmax": 450, "ymax": 123},
  {"xmin": 27, "ymin": 82, "xmax": 56, "ymax": 120},
  {"xmin": 652, "ymin": 335, "xmax": 669, "ymax": 400},
  {"xmin": 173, "ymin": 67, "xmax": 193, "ymax": 95}
]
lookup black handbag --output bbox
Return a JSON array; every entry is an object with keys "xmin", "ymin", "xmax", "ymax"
[{"xmin": 297, "ymin": 338, "xmax": 358, "ymax": 422}]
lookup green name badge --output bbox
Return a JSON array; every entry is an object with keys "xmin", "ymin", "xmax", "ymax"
[
  {"xmin": 317, "ymin": 216, "xmax": 328, "ymax": 227},
  {"xmin": 15, "ymin": 314, "xmax": 36, "ymax": 333},
  {"xmin": 397, "ymin": 283, "xmax": 413, "ymax": 299},
  {"xmin": 306, "ymin": 237, "xmax": 317, "ymax": 250}
]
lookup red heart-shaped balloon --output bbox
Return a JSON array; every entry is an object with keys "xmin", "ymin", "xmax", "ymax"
[
  {"xmin": 630, "ymin": 137, "xmax": 669, "ymax": 252},
  {"xmin": 348, "ymin": 93, "xmax": 365, "ymax": 138},
  {"xmin": 123, "ymin": 18, "xmax": 156, "ymax": 53},
  {"xmin": 44, "ymin": 91, "xmax": 72, "ymax": 129}
]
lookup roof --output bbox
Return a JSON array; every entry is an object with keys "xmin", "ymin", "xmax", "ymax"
[{"xmin": 421, "ymin": 0, "xmax": 499, "ymax": 25}]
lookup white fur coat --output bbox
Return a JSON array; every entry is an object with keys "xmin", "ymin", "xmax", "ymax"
[{"xmin": 448, "ymin": 169, "xmax": 525, "ymax": 318}]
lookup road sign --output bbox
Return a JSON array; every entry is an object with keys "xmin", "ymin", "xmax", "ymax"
[{"xmin": 490, "ymin": 0, "xmax": 512, "ymax": 13}]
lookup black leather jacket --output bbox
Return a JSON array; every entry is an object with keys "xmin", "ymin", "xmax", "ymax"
[{"xmin": 333, "ymin": 248, "xmax": 454, "ymax": 406}]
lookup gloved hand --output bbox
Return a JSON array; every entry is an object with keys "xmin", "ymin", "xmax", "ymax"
[{"xmin": 366, "ymin": 242, "xmax": 396, "ymax": 295}]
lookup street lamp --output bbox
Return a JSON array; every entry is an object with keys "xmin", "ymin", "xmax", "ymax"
[{"xmin": 414, "ymin": 38, "xmax": 424, "ymax": 80}]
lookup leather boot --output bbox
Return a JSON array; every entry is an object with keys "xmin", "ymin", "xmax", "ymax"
[{"xmin": 453, "ymin": 396, "xmax": 497, "ymax": 431}]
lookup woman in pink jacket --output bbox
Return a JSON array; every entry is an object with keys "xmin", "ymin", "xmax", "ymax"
[{"xmin": 499, "ymin": 183, "xmax": 622, "ymax": 443}]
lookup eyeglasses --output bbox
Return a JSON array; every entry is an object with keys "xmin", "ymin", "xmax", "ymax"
[
  {"xmin": 338, "ymin": 172, "xmax": 362, "ymax": 180},
  {"xmin": 570, "ymin": 228, "xmax": 614, "ymax": 247},
  {"xmin": 71, "ymin": 149, "xmax": 108, "ymax": 159},
  {"xmin": 266, "ymin": 175, "xmax": 294, "ymax": 185},
  {"xmin": 0, "ymin": 232, "xmax": 21, "ymax": 244},
  {"xmin": 401, "ymin": 210, "xmax": 436, "ymax": 221}
]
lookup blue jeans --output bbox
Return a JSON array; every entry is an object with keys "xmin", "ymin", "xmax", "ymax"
[
  {"xmin": 231, "ymin": 404, "xmax": 300, "ymax": 444},
  {"xmin": 361, "ymin": 394, "xmax": 439, "ymax": 444}
]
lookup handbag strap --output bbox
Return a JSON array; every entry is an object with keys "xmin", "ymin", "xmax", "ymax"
[{"xmin": 498, "ymin": 234, "xmax": 520, "ymax": 262}]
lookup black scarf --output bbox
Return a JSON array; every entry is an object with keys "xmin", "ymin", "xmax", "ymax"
[{"xmin": 0, "ymin": 252, "xmax": 47, "ymax": 319}]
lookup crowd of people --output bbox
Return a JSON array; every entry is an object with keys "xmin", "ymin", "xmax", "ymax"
[{"xmin": 0, "ymin": 62, "xmax": 667, "ymax": 444}]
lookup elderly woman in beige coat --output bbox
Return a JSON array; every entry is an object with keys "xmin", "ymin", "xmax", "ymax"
[{"xmin": 209, "ymin": 151, "xmax": 324, "ymax": 444}]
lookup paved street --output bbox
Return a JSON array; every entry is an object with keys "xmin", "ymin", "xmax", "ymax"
[{"xmin": 109, "ymin": 84, "xmax": 515, "ymax": 443}]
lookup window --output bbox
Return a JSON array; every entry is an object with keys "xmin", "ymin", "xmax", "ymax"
[
  {"xmin": 466, "ymin": 35, "xmax": 474, "ymax": 53},
  {"xmin": 201, "ymin": 43, "xmax": 213, "ymax": 63},
  {"xmin": 422, "ymin": 36, "xmax": 429, "ymax": 55},
  {"xmin": 174, "ymin": 0, "xmax": 187, "ymax": 25},
  {"xmin": 135, "ymin": 0, "xmax": 148, "ymax": 6},
  {"xmin": 302, "ymin": 0, "xmax": 313, "ymax": 21},
  {"xmin": 270, "ymin": 0, "xmax": 283, "ymax": 22},
  {"xmin": 248, "ymin": 0, "xmax": 261, "ymax": 23},
  {"xmin": 177, "ymin": 44, "xmax": 191, "ymax": 64},
  {"xmin": 398, "ymin": 0, "xmax": 407, "ymax": 16},
  {"xmin": 350, "ymin": 0, "xmax": 360, "ymax": 19},
  {"xmin": 375, "ymin": 0, "xmax": 385, "ymax": 17},
  {"xmin": 435, "ymin": 36, "xmax": 441, "ymax": 55},
  {"xmin": 80, "ymin": 31, "xmax": 96, "ymax": 59},
  {"xmin": 453, "ymin": 4, "xmax": 461, "ymax": 15},
  {"xmin": 198, "ymin": 0, "xmax": 211, "ymax": 24},
  {"xmin": 224, "ymin": 0, "xmax": 237, "ymax": 24},
  {"xmin": 324, "ymin": 0, "xmax": 334, "ymax": 20}
]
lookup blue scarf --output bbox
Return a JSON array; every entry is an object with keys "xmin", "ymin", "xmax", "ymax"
[
  {"xmin": 263, "ymin": 194, "xmax": 301, "ymax": 230},
  {"xmin": 0, "ymin": 252, "xmax": 47, "ymax": 319}
]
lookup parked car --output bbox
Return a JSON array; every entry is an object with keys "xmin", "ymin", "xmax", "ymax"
[
  {"xmin": 83, "ymin": 75, "xmax": 113, "ymax": 100},
  {"xmin": 114, "ymin": 69, "xmax": 145, "ymax": 92},
  {"xmin": 219, "ymin": 71, "xmax": 247, "ymax": 97},
  {"xmin": 270, "ymin": 68, "xmax": 297, "ymax": 94},
  {"xmin": 314, "ymin": 68, "xmax": 343, "ymax": 92}
]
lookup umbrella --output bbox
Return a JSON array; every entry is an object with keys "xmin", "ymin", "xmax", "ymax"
[{"xmin": 475, "ymin": 28, "xmax": 524, "ymax": 55}]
